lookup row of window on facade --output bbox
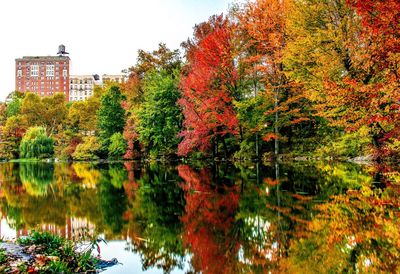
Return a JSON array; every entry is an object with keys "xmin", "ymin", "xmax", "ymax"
[
  {"xmin": 17, "ymin": 61, "xmax": 67, "ymax": 66},
  {"xmin": 17, "ymin": 80, "xmax": 67, "ymax": 85},
  {"xmin": 18, "ymin": 90, "xmax": 67, "ymax": 95},
  {"xmin": 70, "ymin": 97, "xmax": 88, "ymax": 101},
  {"xmin": 17, "ymin": 76, "xmax": 67, "ymax": 81},
  {"xmin": 18, "ymin": 86, "xmax": 67, "ymax": 91},
  {"xmin": 70, "ymin": 90, "xmax": 92, "ymax": 96},
  {"xmin": 70, "ymin": 84, "xmax": 92, "ymax": 90},
  {"xmin": 70, "ymin": 79, "xmax": 93, "ymax": 84},
  {"xmin": 17, "ymin": 66, "xmax": 67, "ymax": 77}
]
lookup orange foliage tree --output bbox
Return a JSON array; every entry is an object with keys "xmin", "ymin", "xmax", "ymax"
[{"xmin": 234, "ymin": 0, "xmax": 312, "ymax": 156}]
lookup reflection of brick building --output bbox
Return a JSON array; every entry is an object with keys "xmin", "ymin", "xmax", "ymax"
[
  {"xmin": 15, "ymin": 45, "xmax": 70, "ymax": 101},
  {"xmin": 15, "ymin": 217, "xmax": 95, "ymax": 240}
]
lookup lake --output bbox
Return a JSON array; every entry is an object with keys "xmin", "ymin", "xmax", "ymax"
[{"xmin": 0, "ymin": 161, "xmax": 398, "ymax": 273}]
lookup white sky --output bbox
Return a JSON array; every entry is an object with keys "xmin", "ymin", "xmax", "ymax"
[{"xmin": 0, "ymin": 0, "xmax": 235, "ymax": 101}]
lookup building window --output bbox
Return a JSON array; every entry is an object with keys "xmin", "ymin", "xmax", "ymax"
[
  {"xmin": 46, "ymin": 65, "xmax": 54, "ymax": 76},
  {"xmin": 63, "ymin": 69, "xmax": 67, "ymax": 77},
  {"xmin": 31, "ymin": 65, "xmax": 39, "ymax": 76},
  {"xmin": 17, "ymin": 69, "xmax": 22, "ymax": 77}
]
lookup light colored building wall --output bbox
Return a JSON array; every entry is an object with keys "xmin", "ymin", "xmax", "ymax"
[
  {"xmin": 69, "ymin": 75, "xmax": 98, "ymax": 101},
  {"xmin": 102, "ymin": 74, "xmax": 127, "ymax": 84}
]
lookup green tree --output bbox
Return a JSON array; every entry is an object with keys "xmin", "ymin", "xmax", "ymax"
[
  {"xmin": 108, "ymin": 132, "xmax": 127, "ymax": 159},
  {"xmin": 97, "ymin": 85, "xmax": 126, "ymax": 156},
  {"xmin": 5, "ymin": 92, "xmax": 23, "ymax": 118},
  {"xmin": 19, "ymin": 127, "xmax": 54, "ymax": 159},
  {"xmin": 137, "ymin": 69, "xmax": 182, "ymax": 158}
]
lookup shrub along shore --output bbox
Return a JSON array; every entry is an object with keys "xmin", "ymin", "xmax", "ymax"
[{"xmin": 0, "ymin": 231, "xmax": 116, "ymax": 273}]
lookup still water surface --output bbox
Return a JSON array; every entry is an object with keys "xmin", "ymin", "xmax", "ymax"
[{"xmin": 0, "ymin": 161, "xmax": 398, "ymax": 273}]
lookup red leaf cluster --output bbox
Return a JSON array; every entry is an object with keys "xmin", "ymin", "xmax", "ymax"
[{"xmin": 178, "ymin": 16, "xmax": 239, "ymax": 156}]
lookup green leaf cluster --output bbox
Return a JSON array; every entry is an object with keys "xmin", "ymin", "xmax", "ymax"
[
  {"xmin": 97, "ymin": 85, "xmax": 126, "ymax": 156},
  {"xmin": 136, "ymin": 69, "xmax": 182, "ymax": 158},
  {"xmin": 108, "ymin": 132, "xmax": 127, "ymax": 159},
  {"xmin": 19, "ymin": 127, "xmax": 54, "ymax": 159}
]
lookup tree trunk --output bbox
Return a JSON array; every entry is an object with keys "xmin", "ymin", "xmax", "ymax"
[{"xmin": 274, "ymin": 89, "xmax": 279, "ymax": 157}]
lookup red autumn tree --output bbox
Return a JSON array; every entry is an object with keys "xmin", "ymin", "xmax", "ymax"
[
  {"xmin": 347, "ymin": 0, "xmax": 400, "ymax": 151},
  {"xmin": 178, "ymin": 165, "xmax": 241, "ymax": 273},
  {"xmin": 178, "ymin": 15, "xmax": 239, "ymax": 157}
]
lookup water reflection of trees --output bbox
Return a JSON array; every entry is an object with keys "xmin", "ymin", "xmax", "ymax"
[
  {"xmin": 0, "ymin": 161, "xmax": 398, "ymax": 273},
  {"xmin": 126, "ymin": 163, "xmax": 186, "ymax": 273},
  {"xmin": 178, "ymin": 164, "xmax": 241, "ymax": 274},
  {"xmin": 282, "ymin": 185, "xmax": 400, "ymax": 273},
  {"xmin": 0, "ymin": 162, "xmax": 130, "ymax": 236}
]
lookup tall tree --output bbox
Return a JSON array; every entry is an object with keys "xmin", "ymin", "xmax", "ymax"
[
  {"xmin": 41, "ymin": 93, "xmax": 67, "ymax": 134},
  {"xmin": 122, "ymin": 43, "xmax": 182, "ymax": 159},
  {"xmin": 284, "ymin": 0, "xmax": 400, "ymax": 157},
  {"xmin": 19, "ymin": 93, "xmax": 67, "ymax": 135},
  {"xmin": 137, "ymin": 69, "xmax": 182, "ymax": 158},
  {"xmin": 97, "ymin": 85, "xmax": 126, "ymax": 156},
  {"xmin": 178, "ymin": 15, "xmax": 239, "ymax": 157},
  {"xmin": 0, "ymin": 115, "xmax": 28, "ymax": 159},
  {"xmin": 235, "ymin": 0, "xmax": 311, "ymax": 157},
  {"xmin": 345, "ymin": 0, "xmax": 400, "ymax": 155},
  {"xmin": 19, "ymin": 93, "xmax": 45, "ymax": 127}
]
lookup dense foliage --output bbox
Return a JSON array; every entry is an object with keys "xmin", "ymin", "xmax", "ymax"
[
  {"xmin": 0, "ymin": 161, "xmax": 398, "ymax": 272},
  {"xmin": 19, "ymin": 127, "xmax": 54, "ymax": 159},
  {"xmin": 97, "ymin": 86, "xmax": 126, "ymax": 156},
  {"xmin": 0, "ymin": 0, "xmax": 398, "ymax": 161}
]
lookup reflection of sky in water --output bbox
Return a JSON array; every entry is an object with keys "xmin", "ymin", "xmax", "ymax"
[
  {"xmin": 0, "ymin": 218, "xmax": 16, "ymax": 240},
  {"xmin": 0, "ymin": 220, "xmax": 190, "ymax": 274},
  {"xmin": 100, "ymin": 241, "xmax": 190, "ymax": 274}
]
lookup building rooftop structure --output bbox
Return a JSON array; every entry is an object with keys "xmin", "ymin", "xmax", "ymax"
[{"xmin": 15, "ymin": 45, "xmax": 71, "ymax": 101}]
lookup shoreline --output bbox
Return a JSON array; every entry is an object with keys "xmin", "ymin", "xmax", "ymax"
[{"xmin": 0, "ymin": 232, "xmax": 117, "ymax": 273}]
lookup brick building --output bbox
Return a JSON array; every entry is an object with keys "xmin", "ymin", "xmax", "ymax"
[{"xmin": 15, "ymin": 45, "xmax": 70, "ymax": 101}]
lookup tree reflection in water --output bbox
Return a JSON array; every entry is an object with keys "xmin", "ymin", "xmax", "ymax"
[{"xmin": 0, "ymin": 161, "xmax": 398, "ymax": 273}]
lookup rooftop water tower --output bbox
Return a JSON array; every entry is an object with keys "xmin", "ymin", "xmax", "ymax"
[{"xmin": 57, "ymin": 44, "xmax": 69, "ymax": 56}]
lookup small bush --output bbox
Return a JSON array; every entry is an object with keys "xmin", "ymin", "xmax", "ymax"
[
  {"xmin": 315, "ymin": 127, "xmax": 371, "ymax": 159},
  {"xmin": 0, "ymin": 248, "xmax": 7, "ymax": 264},
  {"xmin": 17, "ymin": 231, "xmax": 98, "ymax": 272}
]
